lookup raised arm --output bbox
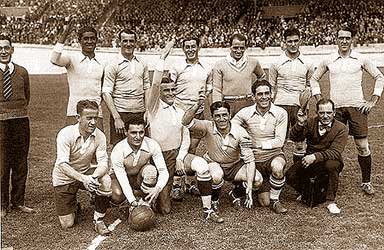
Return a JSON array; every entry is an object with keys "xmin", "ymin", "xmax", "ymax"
[
  {"xmin": 147, "ymin": 41, "xmax": 174, "ymax": 114},
  {"xmin": 50, "ymin": 19, "xmax": 73, "ymax": 67}
]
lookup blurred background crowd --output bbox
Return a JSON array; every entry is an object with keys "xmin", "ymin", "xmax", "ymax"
[{"xmin": 1, "ymin": 0, "xmax": 383, "ymax": 49}]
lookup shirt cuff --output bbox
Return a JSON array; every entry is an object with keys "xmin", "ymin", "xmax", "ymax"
[
  {"xmin": 311, "ymin": 86, "xmax": 321, "ymax": 96},
  {"xmin": 261, "ymin": 141, "xmax": 273, "ymax": 150},
  {"xmin": 373, "ymin": 87, "xmax": 383, "ymax": 97},
  {"xmin": 53, "ymin": 43, "xmax": 65, "ymax": 53},
  {"xmin": 155, "ymin": 59, "xmax": 165, "ymax": 72},
  {"xmin": 176, "ymin": 151, "xmax": 187, "ymax": 162},
  {"xmin": 185, "ymin": 119, "xmax": 195, "ymax": 129}
]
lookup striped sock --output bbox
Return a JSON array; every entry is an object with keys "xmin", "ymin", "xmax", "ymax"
[{"xmin": 269, "ymin": 175, "xmax": 285, "ymax": 201}]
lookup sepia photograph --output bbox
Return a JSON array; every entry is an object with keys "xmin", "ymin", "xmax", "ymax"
[{"xmin": 1, "ymin": 0, "xmax": 384, "ymax": 249}]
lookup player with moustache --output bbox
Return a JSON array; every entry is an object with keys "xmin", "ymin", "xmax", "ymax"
[
  {"xmin": 109, "ymin": 115, "xmax": 169, "ymax": 215},
  {"xmin": 169, "ymin": 37, "xmax": 213, "ymax": 199},
  {"xmin": 50, "ymin": 19, "xmax": 104, "ymax": 129},
  {"xmin": 182, "ymin": 95, "xmax": 263, "ymax": 211},
  {"xmin": 310, "ymin": 25, "xmax": 384, "ymax": 195},
  {"xmin": 269, "ymin": 28, "xmax": 314, "ymax": 162},
  {"xmin": 287, "ymin": 98, "xmax": 348, "ymax": 214},
  {"xmin": 52, "ymin": 100, "xmax": 112, "ymax": 235},
  {"xmin": 145, "ymin": 42, "xmax": 223, "ymax": 222},
  {"xmin": 232, "ymin": 80, "xmax": 289, "ymax": 214},
  {"xmin": 212, "ymin": 33, "xmax": 266, "ymax": 117},
  {"xmin": 103, "ymin": 29, "xmax": 150, "ymax": 145}
]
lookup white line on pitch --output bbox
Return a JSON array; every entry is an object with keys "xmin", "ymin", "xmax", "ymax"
[
  {"xmin": 87, "ymin": 219, "xmax": 122, "ymax": 250},
  {"xmin": 368, "ymin": 124, "xmax": 384, "ymax": 128}
]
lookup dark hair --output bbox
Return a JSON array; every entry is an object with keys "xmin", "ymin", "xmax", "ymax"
[
  {"xmin": 0, "ymin": 34, "xmax": 12, "ymax": 46},
  {"xmin": 251, "ymin": 79, "xmax": 272, "ymax": 95},
  {"xmin": 182, "ymin": 37, "xmax": 200, "ymax": 48},
  {"xmin": 283, "ymin": 28, "xmax": 300, "ymax": 40},
  {"xmin": 316, "ymin": 98, "xmax": 335, "ymax": 111},
  {"xmin": 78, "ymin": 27, "xmax": 97, "ymax": 40},
  {"xmin": 76, "ymin": 100, "xmax": 99, "ymax": 115},
  {"xmin": 210, "ymin": 101, "xmax": 231, "ymax": 116},
  {"xmin": 118, "ymin": 29, "xmax": 137, "ymax": 41},
  {"xmin": 230, "ymin": 33, "xmax": 247, "ymax": 47},
  {"xmin": 161, "ymin": 76, "xmax": 172, "ymax": 84},
  {"xmin": 338, "ymin": 24, "xmax": 354, "ymax": 37},
  {"xmin": 124, "ymin": 114, "xmax": 145, "ymax": 130}
]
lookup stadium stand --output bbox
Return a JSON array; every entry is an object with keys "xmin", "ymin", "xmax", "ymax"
[{"xmin": 1, "ymin": 0, "xmax": 384, "ymax": 49}]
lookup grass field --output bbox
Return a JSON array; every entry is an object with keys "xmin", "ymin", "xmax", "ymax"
[{"xmin": 1, "ymin": 72, "xmax": 384, "ymax": 250}]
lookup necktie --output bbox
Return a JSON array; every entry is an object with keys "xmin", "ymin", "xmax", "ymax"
[{"xmin": 3, "ymin": 65, "xmax": 12, "ymax": 100}]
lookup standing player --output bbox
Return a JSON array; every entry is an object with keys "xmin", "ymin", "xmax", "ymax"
[
  {"xmin": 102, "ymin": 29, "xmax": 150, "ymax": 145},
  {"xmin": 1, "ymin": 35, "xmax": 34, "ymax": 217},
  {"xmin": 310, "ymin": 26, "xmax": 384, "ymax": 195},
  {"xmin": 169, "ymin": 37, "xmax": 212, "ymax": 198},
  {"xmin": 50, "ymin": 20, "xmax": 104, "ymax": 129},
  {"xmin": 212, "ymin": 33, "xmax": 266, "ymax": 117},
  {"xmin": 287, "ymin": 99, "xmax": 348, "ymax": 214},
  {"xmin": 269, "ymin": 28, "xmax": 314, "ymax": 161},
  {"xmin": 52, "ymin": 100, "xmax": 112, "ymax": 235},
  {"xmin": 232, "ymin": 80, "xmax": 288, "ymax": 214},
  {"xmin": 145, "ymin": 43, "xmax": 223, "ymax": 222},
  {"xmin": 182, "ymin": 98, "xmax": 263, "ymax": 211}
]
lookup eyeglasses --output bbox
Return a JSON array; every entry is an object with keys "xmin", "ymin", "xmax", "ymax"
[{"xmin": 0, "ymin": 46, "xmax": 12, "ymax": 52}]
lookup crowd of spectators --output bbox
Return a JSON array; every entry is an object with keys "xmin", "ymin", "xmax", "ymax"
[{"xmin": 1, "ymin": 0, "xmax": 384, "ymax": 49}]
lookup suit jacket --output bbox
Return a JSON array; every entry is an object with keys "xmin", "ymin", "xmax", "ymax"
[{"xmin": 290, "ymin": 117, "xmax": 348, "ymax": 163}]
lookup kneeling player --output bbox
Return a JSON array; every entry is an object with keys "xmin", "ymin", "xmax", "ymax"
[
  {"xmin": 183, "ymin": 99, "xmax": 262, "ymax": 210},
  {"xmin": 52, "ymin": 100, "xmax": 112, "ymax": 235},
  {"xmin": 110, "ymin": 116, "xmax": 169, "ymax": 213}
]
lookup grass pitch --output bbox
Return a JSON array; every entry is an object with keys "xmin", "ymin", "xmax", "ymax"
[{"xmin": 1, "ymin": 72, "xmax": 384, "ymax": 250}]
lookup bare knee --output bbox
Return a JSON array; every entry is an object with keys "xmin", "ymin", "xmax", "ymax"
[
  {"xmin": 354, "ymin": 138, "xmax": 370, "ymax": 156},
  {"xmin": 271, "ymin": 157, "xmax": 286, "ymax": 179},
  {"xmin": 253, "ymin": 171, "xmax": 263, "ymax": 189},
  {"xmin": 258, "ymin": 192, "xmax": 270, "ymax": 207}
]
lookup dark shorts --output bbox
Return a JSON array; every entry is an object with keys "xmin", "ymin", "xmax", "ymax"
[
  {"xmin": 222, "ymin": 160, "xmax": 245, "ymax": 181},
  {"xmin": 110, "ymin": 169, "xmax": 147, "ymax": 191},
  {"xmin": 54, "ymin": 168, "xmax": 99, "ymax": 216},
  {"xmin": 335, "ymin": 107, "xmax": 367, "ymax": 138},
  {"xmin": 277, "ymin": 105, "xmax": 299, "ymax": 138},
  {"xmin": 54, "ymin": 181, "xmax": 87, "ymax": 216},
  {"xmin": 256, "ymin": 154, "xmax": 286, "ymax": 193},
  {"xmin": 223, "ymin": 96, "xmax": 254, "ymax": 118},
  {"xmin": 109, "ymin": 112, "xmax": 145, "ymax": 145}
]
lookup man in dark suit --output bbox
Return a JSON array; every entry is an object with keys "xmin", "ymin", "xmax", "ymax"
[{"xmin": 287, "ymin": 98, "xmax": 348, "ymax": 214}]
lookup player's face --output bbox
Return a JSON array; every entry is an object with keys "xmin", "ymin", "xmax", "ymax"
[
  {"xmin": 77, "ymin": 108, "xmax": 98, "ymax": 135},
  {"xmin": 183, "ymin": 40, "xmax": 199, "ymax": 62},
  {"xmin": 254, "ymin": 85, "xmax": 272, "ymax": 111},
  {"xmin": 160, "ymin": 83, "xmax": 177, "ymax": 105},
  {"xmin": 126, "ymin": 124, "xmax": 145, "ymax": 149},
  {"xmin": 0, "ymin": 40, "xmax": 13, "ymax": 64},
  {"xmin": 120, "ymin": 33, "xmax": 136, "ymax": 57},
  {"xmin": 337, "ymin": 30, "xmax": 352, "ymax": 54},
  {"xmin": 230, "ymin": 38, "xmax": 246, "ymax": 61},
  {"xmin": 285, "ymin": 35, "xmax": 300, "ymax": 55},
  {"xmin": 212, "ymin": 107, "xmax": 230, "ymax": 131},
  {"xmin": 79, "ymin": 32, "xmax": 97, "ymax": 54},
  {"xmin": 317, "ymin": 102, "xmax": 335, "ymax": 126}
]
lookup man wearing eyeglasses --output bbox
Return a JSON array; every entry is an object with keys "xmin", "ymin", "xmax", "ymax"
[
  {"xmin": 269, "ymin": 28, "xmax": 314, "ymax": 163},
  {"xmin": 310, "ymin": 25, "xmax": 384, "ymax": 195},
  {"xmin": 212, "ymin": 33, "xmax": 266, "ymax": 117}
]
